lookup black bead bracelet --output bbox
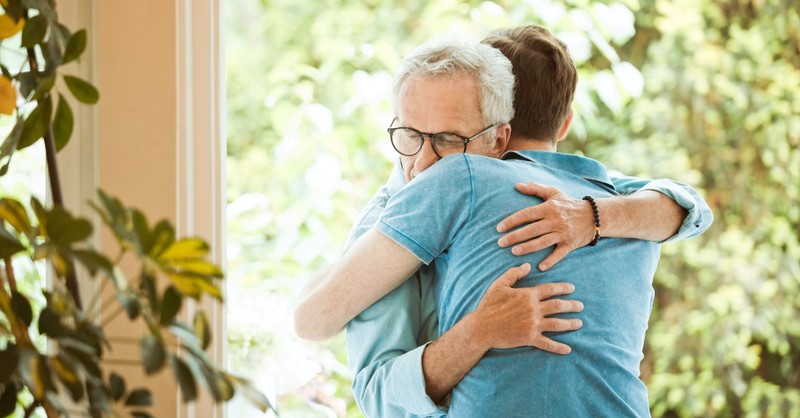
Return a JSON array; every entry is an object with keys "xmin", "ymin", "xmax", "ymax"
[{"xmin": 582, "ymin": 196, "xmax": 601, "ymax": 246}]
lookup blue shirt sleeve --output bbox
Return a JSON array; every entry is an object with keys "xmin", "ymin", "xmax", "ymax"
[
  {"xmin": 344, "ymin": 159, "xmax": 444, "ymax": 417},
  {"xmin": 609, "ymin": 174, "xmax": 714, "ymax": 242}
]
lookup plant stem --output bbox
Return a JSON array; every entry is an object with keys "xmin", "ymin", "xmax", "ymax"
[
  {"xmin": 25, "ymin": 33, "xmax": 83, "ymax": 310},
  {"xmin": 2, "ymin": 257, "xmax": 16, "ymax": 291}
]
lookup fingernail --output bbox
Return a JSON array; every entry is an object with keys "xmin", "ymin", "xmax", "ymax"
[
  {"xmin": 498, "ymin": 237, "xmax": 507, "ymax": 247},
  {"xmin": 512, "ymin": 246, "xmax": 523, "ymax": 255},
  {"xmin": 539, "ymin": 262, "xmax": 549, "ymax": 271},
  {"xmin": 576, "ymin": 319, "xmax": 583, "ymax": 327},
  {"xmin": 497, "ymin": 223, "xmax": 506, "ymax": 232},
  {"xmin": 577, "ymin": 302, "xmax": 584, "ymax": 311},
  {"xmin": 521, "ymin": 262, "xmax": 531, "ymax": 270}
]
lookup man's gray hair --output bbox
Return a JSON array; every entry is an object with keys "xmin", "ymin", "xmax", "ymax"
[{"xmin": 392, "ymin": 36, "xmax": 515, "ymax": 127}]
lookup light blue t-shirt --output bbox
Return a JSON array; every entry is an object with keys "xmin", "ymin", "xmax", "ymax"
[
  {"xmin": 345, "ymin": 155, "xmax": 713, "ymax": 417},
  {"xmin": 375, "ymin": 151, "xmax": 661, "ymax": 417}
]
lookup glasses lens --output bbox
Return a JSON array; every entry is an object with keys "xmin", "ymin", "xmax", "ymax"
[
  {"xmin": 391, "ymin": 128, "xmax": 422, "ymax": 155},
  {"xmin": 432, "ymin": 134, "xmax": 465, "ymax": 156}
]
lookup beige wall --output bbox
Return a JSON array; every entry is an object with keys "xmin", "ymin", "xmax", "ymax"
[{"xmin": 58, "ymin": 1, "xmax": 225, "ymax": 417}]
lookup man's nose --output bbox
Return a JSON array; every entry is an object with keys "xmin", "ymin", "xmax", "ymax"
[{"xmin": 411, "ymin": 137, "xmax": 440, "ymax": 178}]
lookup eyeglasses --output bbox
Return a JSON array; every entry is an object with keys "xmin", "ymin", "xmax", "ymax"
[{"xmin": 387, "ymin": 122, "xmax": 497, "ymax": 158}]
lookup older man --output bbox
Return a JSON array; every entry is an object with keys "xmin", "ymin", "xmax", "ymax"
[{"xmin": 296, "ymin": 30, "xmax": 710, "ymax": 417}]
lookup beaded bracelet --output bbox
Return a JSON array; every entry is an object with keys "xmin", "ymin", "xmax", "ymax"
[{"xmin": 582, "ymin": 196, "xmax": 601, "ymax": 246}]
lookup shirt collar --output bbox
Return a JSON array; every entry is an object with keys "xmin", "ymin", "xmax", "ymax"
[{"xmin": 501, "ymin": 150, "xmax": 615, "ymax": 191}]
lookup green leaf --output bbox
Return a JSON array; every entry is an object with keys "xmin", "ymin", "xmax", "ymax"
[
  {"xmin": 131, "ymin": 209, "xmax": 149, "ymax": 256},
  {"xmin": 63, "ymin": 347, "xmax": 101, "ymax": 382},
  {"xmin": 193, "ymin": 311, "xmax": 211, "ymax": 350},
  {"xmin": 20, "ymin": 14, "xmax": 48, "ymax": 48},
  {"xmin": 0, "ymin": 118, "xmax": 24, "ymax": 176},
  {"xmin": 32, "ymin": 72, "xmax": 56, "ymax": 100},
  {"xmin": 118, "ymin": 292, "xmax": 141, "ymax": 320},
  {"xmin": 0, "ymin": 227, "xmax": 25, "ymax": 258},
  {"xmin": 37, "ymin": 306, "xmax": 64, "ymax": 337},
  {"xmin": 0, "ymin": 380, "xmax": 20, "ymax": 417},
  {"xmin": 159, "ymin": 286, "xmax": 182, "ymax": 326},
  {"xmin": 141, "ymin": 335, "xmax": 165, "ymax": 375},
  {"xmin": 18, "ymin": 349, "xmax": 53, "ymax": 400},
  {"xmin": 109, "ymin": 372, "xmax": 125, "ymax": 401},
  {"xmin": 18, "ymin": 72, "xmax": 38, "ymax": 100},
  {"xmin": 18, "ymin": 96, "xmax": 53, "ymax": 150},
  {"xmin": 0, "ymin": 344, "xmax": 19, "ymax": 384},
  {"xmin": 63, "ymin": 75, "xmax": 99, "ymax": 104},
  {"xmin": 51, "ymin": 353, "xmax": 84, "ymax": 402},
  {"xmin": 0, "ymin": 198, "xmax": 32, "ymax": 236},
  {"xmin": 62, "ymin": 29, "xmax": 87, "ymax": 64},
  {"xmin": 226, "ymin": 373, "xmax": 274, "ymax": 414},
  {"xmin": 139, "ymin": 272, "xmax": 158, "ymax": 313},
  {"xmin": 124, "ymin": 389, "xmax": 153, "ymax": 407},
  {"xmin": 46, "ymin": 206, "xmax": 92, "ymax": 246},
  {"xmin": 53, "ymin": 94, "xmax": 74, "ymax": 151},
  {"xmin": 169, "ymin": 355, "xmax": 197, "ymax": 402},
  {"xmin": 11, "ymin": 290, "xmax": 33, "ymax": 327},
  {"xmin": 72, "ymin": 249, "xmax": 113, "ymax": 277}
]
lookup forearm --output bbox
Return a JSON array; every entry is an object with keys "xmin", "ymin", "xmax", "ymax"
[
  {"xmin": 598, "ymin": 190, "xmax": 687, "ymax": 242},
  {"xmin": 421, "ymin": 312, "xmax": 488, "ymax": 403}
]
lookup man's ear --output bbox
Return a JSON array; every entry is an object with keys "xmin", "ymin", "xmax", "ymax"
[
  {"xmin": 492, "ymin": 123, "xmax": 512, "ymax": 156},
  {"xmin": 556, "ymin": 109, "xmax": 574, "ymax": 143}
]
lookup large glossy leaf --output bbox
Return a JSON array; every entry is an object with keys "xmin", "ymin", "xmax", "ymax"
[
  {"xmin": 20, "ymin": 13, "xmax": 47, "ymax": 48},
  {"xmin": 124, "ymin": 389, "xmax": 153, "ymax": 407},
  {"xmin": 17, "ymin": 96, "xmax": 52, "ymax": 150},
  {"xmin": 11, "ymin": 290, "xmax": 33, "ymax": 327},
  {"xmin": 141, "ymin": 335, "xmax": 165, "ymax": 375},
  {"xmin": 159, "ymin": 238, "xmax": 209, "ymax": 262},
  {"xmin": 193, "ymin": 311, "xmax": 211, "ymax": 350},
  {"xmin": 0, "ymin": 227, "xmax": 25, "ymax": 258},
  {"xmin": 72, "ymin": 248, "xmax": 113, "ymax": 277},
  {"xmin": 118, "ymin": 291, "xmax": 141, "ymax": 320},
  {"xmin": 53, "ymin": 93, "xmax": 74, "ymax": 150},
  {"xmin": 225, "ymin": 373, "xmax": 274, "ymax": 414},
  {"xmin": 0, "ymin": 198, "xmax": 32, "ymax": 236},
  {"xmin": 46, "ymin": 206, "xmax": 92, "ymax": 246},
  {"xmin": 0, "ymin": 344, "xmax": 19, "ymax": 384},
  {"xmin": 63, "ymin": 75, "xmax": 99, "ymax": 104},
  {"xmin": 51, "ymin": 353, "xmax": 84, "ymax": 402},
  {"xmin": 166, "ymin": 272, "xmax": 222, "ymax": 300},
  {"xmin": 159, "ymin": 286, "xmax": 182, "ymax": 326},
  {"xmin": 0, "ymin": 380, "xmax": 20, "ymax": 417},
  {"xmin": 169, "ymin": 355, "xmax": 197, "ymax": 402},
  {"xmin": 62, "ymin": 28, "xmax": 87, "ymax": 64},
  {"xmin": 0, "ymin": 118, "xmax": 24, "ymax": 176},
  {"xmin": 109, "ymin": 372, "xmax": 125, "ymax": 401},
  {"xmin": 18, "ymin": 349, "xmax": 53, "ymax": 400}
]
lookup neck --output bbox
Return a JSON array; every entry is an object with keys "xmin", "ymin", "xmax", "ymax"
[{"xmin": 506, "ymin": 137, "xmax": 557, "ymax": 152}]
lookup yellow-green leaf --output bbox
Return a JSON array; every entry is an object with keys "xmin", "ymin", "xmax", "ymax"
[
  {"xmin": 159, "ymin": 238, "xmax": 209, "ymax": 261},
  {"xmin": 193, "ymin": 311, "xmax": 211, "ymax": 350},
  {"xmin": 0, "ymin": 198, "xmax": 31, "ymax": 236}
]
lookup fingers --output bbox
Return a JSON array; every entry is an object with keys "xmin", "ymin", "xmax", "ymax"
[
  {"xmin": 514, "ymin": 182, "xmax": 558, "ymax": 200},
  {"xmin": 537, "ymin": 245, "xmax": 573, "ymax": 271},
  {"xmin": 498, "ymin": 219, "xmax": 558, "ymax": 248},
  {"xmin": 532, "ymin": 335, "xmax": 574, "ymax": 355},
  {"xmin": 538, "ymin": 299, "xmax": 584, "ymax": 316},
  {"xmin": 529, "ymin": 281, "xmax": 576, "ymax": 300},
  {"xmin": 497, "ymin": 204, "xmax": 545, "ymax": 233},
  {"xmin": 489, "ymin": 263, "xmax": 532, "ymax": 288}
]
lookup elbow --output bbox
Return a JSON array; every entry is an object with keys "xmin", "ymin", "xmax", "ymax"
[{"xmin": 293, "ymin": 303, "xmax": 337, "ymax": 341}]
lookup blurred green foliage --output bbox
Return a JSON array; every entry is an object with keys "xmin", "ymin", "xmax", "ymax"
[{"xmin": 225, "ymin": 0, "xmax": 799, "ymax": 416}]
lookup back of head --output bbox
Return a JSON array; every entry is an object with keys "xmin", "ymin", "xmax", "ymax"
[
  {"xmin": 392, "ymin": 36, "xmax": 515, "ymax": 127},
  {"xmin": 484, "ymin": 25, "xmax": 577, "ymax": 142}
]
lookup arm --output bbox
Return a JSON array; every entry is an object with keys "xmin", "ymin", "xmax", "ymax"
[
  {"xmin": 496, "ymin": 177, "xmax": 713, "ymax": 270},
  {"xmin": 294, "ymin": 228, "xmax": 423, "ymax": 340}
]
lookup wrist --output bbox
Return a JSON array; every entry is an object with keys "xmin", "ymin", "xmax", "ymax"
[
  {"xmin": 458, "ymin": 311, "xmax": 493, "ymax": 354},
  {"xmin": 582, "ymin": 196, "xmax": 601, "ymax": 246}
]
